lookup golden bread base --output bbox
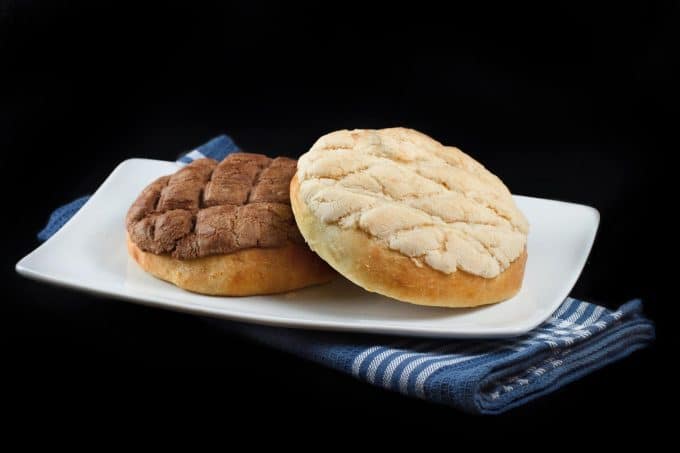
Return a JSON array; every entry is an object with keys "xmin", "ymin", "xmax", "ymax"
[{"xmin": 127, "ymin": 234, "xmax": 335, "ymax": 296}]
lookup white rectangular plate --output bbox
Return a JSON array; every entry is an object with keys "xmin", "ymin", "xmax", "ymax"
[{"xmin": 16, "ymin": 159, "xmax": 599, "ymax": 338}]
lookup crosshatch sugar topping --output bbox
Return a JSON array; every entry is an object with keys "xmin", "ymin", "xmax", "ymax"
[{"xmin": 296, "ymin": 128, "xmax": 529, "ymax": 278}]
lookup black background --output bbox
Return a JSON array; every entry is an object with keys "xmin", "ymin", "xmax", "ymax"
[{"xmin": 2, "ymin": 0, "xmax": 675, "ymax": 427}]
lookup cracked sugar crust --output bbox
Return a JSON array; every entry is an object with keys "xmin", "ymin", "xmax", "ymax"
[
  {"xmin": 296, "ymin": 128, "xmax": 529, "ymax": 278},
  {"xmin": 126, "ymin": 153, "xmax": 303, "ymax": 260}
]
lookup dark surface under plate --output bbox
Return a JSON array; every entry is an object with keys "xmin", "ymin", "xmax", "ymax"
[{"xmin": 2, "ymin": 0, "xmax": 674, "ymax": 429}]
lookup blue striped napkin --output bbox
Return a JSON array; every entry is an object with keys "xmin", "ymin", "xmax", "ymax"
[{"xmin": 38, "ymin": 135, "xmax": 655, "ymax": 414}]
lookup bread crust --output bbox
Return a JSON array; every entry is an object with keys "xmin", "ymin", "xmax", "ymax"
[
  {"xmin": 290, "ymin": 175, "xmax": 526, "ymax": 307},
  {"xmin": 127, "ymin": 234, "xmax": 335, "ymax": 296}
]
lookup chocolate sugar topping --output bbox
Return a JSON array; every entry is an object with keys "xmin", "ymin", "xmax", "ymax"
[{"xmin": 126, "ymin": 153, "xmax": 303, "ymax": 259}]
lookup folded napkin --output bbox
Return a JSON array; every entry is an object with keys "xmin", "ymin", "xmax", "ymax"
[{"xmin": 37, "ymin": 135, "xmax": 655, "ymax": 414}]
